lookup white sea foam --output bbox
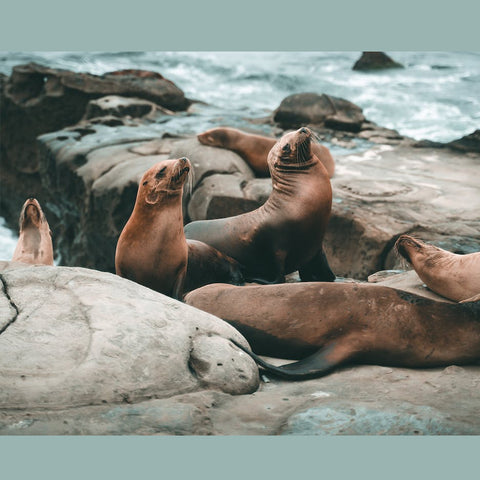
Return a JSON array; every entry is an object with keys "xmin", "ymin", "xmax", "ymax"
[{"xmin": 0, "ymin": 217, "xmax": 18, "ymax": 261}]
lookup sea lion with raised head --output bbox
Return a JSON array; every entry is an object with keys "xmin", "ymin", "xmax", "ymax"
[
  {"xmin": 115, "ymin": 158, "xmax": 244, "ymax": 299},
  {"xmin": 395, "ymin": 234, "xmax": 480, "ymax": 302},
  {"xmin": 197, "ymin": 126, "xmax": 335, "ymax": 178},
  {"xmin": 12, "ymin": 198, "xmax": 54, "ymax": 266},
  {"xmin": 185, "ymin": 127, "xmax": 335, "ymax": 284},
  {"xmin": 185, "ymin": 281, "xmax": 480, "ymax": 379}
]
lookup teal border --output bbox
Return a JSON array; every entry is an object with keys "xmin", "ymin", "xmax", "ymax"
[
  {"xmin": 1, "ymin": 436, "xmax": 479, "ymax": 478},
  {"xmin": 1, "ymin": 0, "xmax": 480, "ymax": 50},
  {"xmin": 2, "ymin": 0, "xmax": 480, "ymax": 478}
]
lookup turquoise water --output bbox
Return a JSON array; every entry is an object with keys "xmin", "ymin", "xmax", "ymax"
[{"xmin": 2, "ymin": 51, "xmax": 479, "ymax": 141}]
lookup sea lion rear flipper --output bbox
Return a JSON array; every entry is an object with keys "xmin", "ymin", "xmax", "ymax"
[
  {"xmin": 230, "ymin": 339, "xmax": 343, "ymax": 380},
  {"xmin": 299, "ymin": 248, "xmax": 335, "ymax": 282}
]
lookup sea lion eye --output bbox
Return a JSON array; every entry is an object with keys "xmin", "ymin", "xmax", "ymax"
[
  {"xmin": 282, "ymin": 144, "xmax": 291, "ymax": 153},
  {"xmin": 155, "ymin": 166, "xmax": 167, "ymax": 179},
  {"xmin": 142, "ymin": 181, "xmax": 148, "ymax": 186}
]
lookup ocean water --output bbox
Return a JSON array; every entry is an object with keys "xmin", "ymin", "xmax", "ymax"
[{"xmin": 1, "ymin": 51, "xmax": 479, "ymax": 260}]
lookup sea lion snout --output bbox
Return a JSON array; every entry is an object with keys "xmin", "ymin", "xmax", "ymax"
[{"xmin": 395, "ymin": 234, "xmax": 423, "ymax": 263}]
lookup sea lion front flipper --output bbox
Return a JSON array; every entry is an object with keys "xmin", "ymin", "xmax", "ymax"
[
  {"xmin": 230, "ymin": 339, "xmax": 346, "ymax": 380},
  {"xmin": 183, "ymin": 239, "xmax": 245, "ymax": 294},
  {"xmin": 299, "ymin": 248, "xmax": 335, "ymax": 282}
]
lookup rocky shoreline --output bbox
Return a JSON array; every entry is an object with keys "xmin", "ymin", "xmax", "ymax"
[{"xmin": 1, "ymin": 63, "xmax": 479, "ymax": 435}]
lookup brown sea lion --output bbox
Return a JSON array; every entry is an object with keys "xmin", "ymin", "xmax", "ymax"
[
  {"xmin": 197, "ymin": 126, "xmax": 335, "ymax": 178},
  {"xmin": 185, "ymin": 127, "xmax": 335, "ymax": 284},
  {"xmin": 115, "ymin": 157, "xmax": 244, "ymax": 299},
  {"xmin": 185, "ymin": 282, "xmax": 480, "ymax": 379},
  {"xmin": 12, "ymin": 198, "xmax": 54, "ymax": 266},
  {"xmin": 395, "ymin": 235, "xmax": 480, "ymax": 302}
]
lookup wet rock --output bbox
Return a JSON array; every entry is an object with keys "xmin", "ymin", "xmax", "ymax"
[
  {"xmin": 273, "ymin": 93, "xmax": 366, "ymax": 132},
  {"xmin": 446, "ymin": 129, "xmax": 480, "ymax": 153},
  {"xmin": 0, "ymin": 262, "xmax": 259, "ymax": 410},
  {"xmin": 352, "ymin": 52, "xmax": 404, "ymax": 71},
  {"xmin": 0, "ymin": 63, "xmax": 189, "ymax": 228},
  {"xmin": 414, "ymin": 129, "xmax": 480, "ymax": 154}
]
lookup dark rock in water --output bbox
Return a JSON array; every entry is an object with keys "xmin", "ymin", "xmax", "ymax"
[
  {"xmin": 414, "ymin": 130, "xmax": 480, "ymax": 154},
  {"xmin": 273, "ymin": 92, "xmax": 366, "ymax": 132},
  {"xmin": 353, "ymin": 52, "xmax": 404, "ymax": 71},
  {"xmin": 0, "ymin": 63, "xmax": 190, "ymax": 229},
  {"xmin": 413, "ymin": 139, "xmax": 446, "ymax": 149},
  {"xmin": 446, "ymin": 129, "xmax": 480, "ymax": 153}
]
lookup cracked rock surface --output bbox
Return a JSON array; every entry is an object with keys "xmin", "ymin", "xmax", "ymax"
[{"xmin": 0, "ymin": 261, "xmax": 259, "ymax": 410}]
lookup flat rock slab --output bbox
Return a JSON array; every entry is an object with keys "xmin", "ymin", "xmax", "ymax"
[
  {"xmin": 325, "ymin": 144, "xmax": 480, "ymax": 278},
  {"xmin": 0, "ymin": 262, "xmax": 259, "ymax": 410}
]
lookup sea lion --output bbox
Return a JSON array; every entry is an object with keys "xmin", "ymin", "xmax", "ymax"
[
  {"xmin": 395, "ymin": 234, "xmax": 480, "ymax": 302},
  {"xmin": 12, "ymin": 198, "xmax": 54, "ymax": 266},
  {"xmin": 115, "ymin": 157, "xmax": 244, "ymax": 299},
  {"xmin": 185, "ymin": 127, "xmax": 335, "ymax": 284},
  {"xmin": 185, "ymin": 282, "xmax": 480, "ymax": 379},
  {"xmin": 197, "ymin": 127, "xmax": 335, "ymax": 178}
]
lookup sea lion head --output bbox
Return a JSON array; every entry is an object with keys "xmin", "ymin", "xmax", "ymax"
[
  {"xmin": 267, "ymin": 127, "xmax": 315, "ymax": 173},
  {"xmin": 395, "ymin": 234, "xmax": 441, "ymax": 265},
  {"xmin": 13, "ymin": 198, "xmax": 54, "ymax": 266},
  {"xmin": 138, "ymin": 157, "xmax": 191, "ymax": 205},
  {"xmin": 197, "ymin": 128, "xmax": 230, "ymax": 148},
  {"xmin": 19, "ymin": 198, "xmax": 48, "ymax": 231}
]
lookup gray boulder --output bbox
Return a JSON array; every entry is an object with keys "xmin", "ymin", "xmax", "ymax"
[
  {"xmin": 0, "ymin": 261, "xmax": 259, "ymax": 410},
  {"xmin": 273, "ymin": 93, "xmax": 366, "ymax": 132},
  {"xmin": 324, "ymin": 144, "xmax": 480, "ymax": 279}
]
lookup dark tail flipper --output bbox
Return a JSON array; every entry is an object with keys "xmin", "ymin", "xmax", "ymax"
[{"xmin": 230, "ymin": 339, "xmax": 341, "ymax": 380}]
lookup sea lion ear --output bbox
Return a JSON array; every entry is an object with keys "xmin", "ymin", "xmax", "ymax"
[{"xmin": 146, "ymin": 188, "xmax": 160, "ymax": 205}]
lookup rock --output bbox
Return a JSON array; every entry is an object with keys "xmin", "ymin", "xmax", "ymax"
[
  {"xmin": 0, "ymin": 262, "xmax": 259, "ymax": 410},
  {"xmin": 36, "ymin": 121, "xmax": 180, "ymax": 271},
  {"xmin": 414, "ymin": 130, "xmax": 480, "ymax": 154},
  {"xmin": 324, "ymin": 145, "xmax": 480, "ymax": 279},
  {"xmin": 446, "ymin": 129, "xmax": 480, "ymax": 153},
  {"xmin": 273, "ymin": 93, "xmax": 366, "ymax": 132},
  {"xmin": 84, "ymin": 95, "xmax": 167, "ymax": 120},
  {"xmin": 188, "ymin": 173, "xmax": 260, "ymax": 221},
  {"xmin": 0, "ymin": 63, "xmax": 190, "ymax": 228},
  {"xmin": 169, "ymin": 137, "xmax": 255, "ymax": 192},
  {"xmin": 368, "ymin": 269, "xmax": 453, "ymax": 302},
  {"xmin": 353, "ymin": 52, "xmax": 404, "ymax": 71},
  {"xmin": 1, "ymin": 353, "xmax": 478, "ymax": 434},
  {"xmin": 34, "ymin": 123, "xmax": 260, "ymax": 271}
]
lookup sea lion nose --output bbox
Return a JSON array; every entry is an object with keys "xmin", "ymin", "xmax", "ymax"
[
  {"xmin": 180, "ymin": 157, "xmax": 188, "ymax": 163},
  {"xmin": 300, "ymin": 127, "xmax": 308, "ymax": 134}
]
